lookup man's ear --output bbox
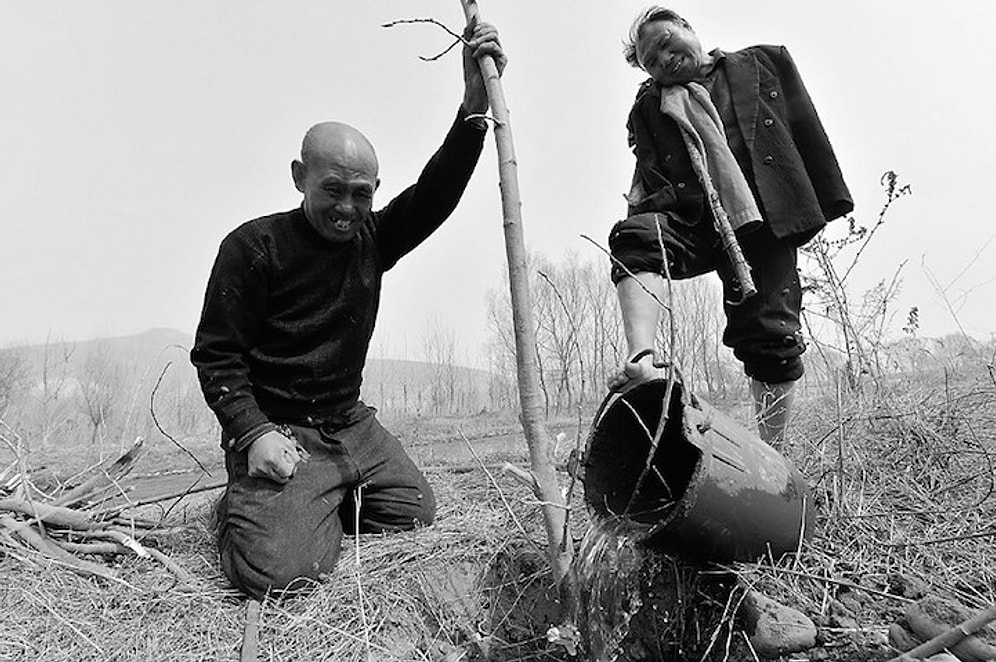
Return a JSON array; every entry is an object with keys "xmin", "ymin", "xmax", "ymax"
[{"xmin": 291, "ymin": 159, "xmax": 306, "ymax": 193}]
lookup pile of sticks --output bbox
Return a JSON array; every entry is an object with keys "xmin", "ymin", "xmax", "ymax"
[{"xmin": 0, "ymin": 434, "xmax": 200, "ymax": 589}]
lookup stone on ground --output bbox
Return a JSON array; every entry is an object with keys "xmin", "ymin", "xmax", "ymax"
[{"xmin": 739, "ymin": 590, "xmax": 817, "ymax": 659}]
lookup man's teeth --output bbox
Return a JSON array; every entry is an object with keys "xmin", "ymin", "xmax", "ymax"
[{"xmin": 334, "ymin": 219, "xmax": 352, "ymax": 231}]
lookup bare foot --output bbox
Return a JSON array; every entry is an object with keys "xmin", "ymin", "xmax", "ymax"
[{"xmin": 606, "ymin": 354, "xmax": 668, "ymax": 392}]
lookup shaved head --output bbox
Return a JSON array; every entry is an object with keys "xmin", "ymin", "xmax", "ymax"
[
  {"xmin": 292, "ymin": 121, "xmax": 381, "ymax": 243},
  {"xmin": 300, "ymin": 122, "xmax": 378, "ymax": 175}
]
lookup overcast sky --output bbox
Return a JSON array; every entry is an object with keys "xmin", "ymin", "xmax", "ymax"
[{"xmin": 3, "ymin": 1, "xmax": 995, "ymax": 362}]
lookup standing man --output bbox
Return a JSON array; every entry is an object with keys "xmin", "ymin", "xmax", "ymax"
[
  {"xmin": 191, "ymin": 21, "xmax": 506, "ymax": 599},
  {"xmin": 607, "ymin": 7, "xmax": 852, "ymax": 445}
]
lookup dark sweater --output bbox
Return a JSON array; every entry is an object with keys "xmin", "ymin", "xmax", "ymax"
[{"xmin": 191, "ymin": 111, "xmax": 486, "ymax": 447}]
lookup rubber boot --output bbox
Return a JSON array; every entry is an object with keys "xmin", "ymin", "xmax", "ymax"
[{"xmin": 750, "ymin": 379, "xmax": 795, "ymax": 447}]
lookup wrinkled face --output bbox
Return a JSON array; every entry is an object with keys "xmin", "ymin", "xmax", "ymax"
[
  {"xmin": 292, "ymin": 137, "xmax": 379, "ymax": 243},
  {"xmin": 636, "ymin": 19, "xmax": 708, "ymax": 86}
]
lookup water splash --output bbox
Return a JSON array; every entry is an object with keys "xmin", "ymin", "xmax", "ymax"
[{"xmin": 573, "ymin": 517, "xmax": 655, "ymax": 661}]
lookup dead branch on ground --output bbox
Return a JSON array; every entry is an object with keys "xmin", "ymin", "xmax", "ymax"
[{"xmin": 0, "ymin": 428, "xmax": 200, "ymax": 589}]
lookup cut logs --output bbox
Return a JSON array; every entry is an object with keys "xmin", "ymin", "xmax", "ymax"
[{"xmin": 0, "ymin": 436, "xmax": 202, "ymax": 589}]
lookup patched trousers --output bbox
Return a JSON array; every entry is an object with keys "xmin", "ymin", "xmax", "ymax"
[{"xmin": 216, "ymin": 414, "xmax": 435, "ymax": 599}]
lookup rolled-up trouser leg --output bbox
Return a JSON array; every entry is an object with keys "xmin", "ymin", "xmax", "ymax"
[{"xmin": 608, "ymin": 211, "xmax": 719, "ymax": 284}]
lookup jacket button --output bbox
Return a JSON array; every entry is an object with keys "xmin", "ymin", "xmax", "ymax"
[
  {"xmin": 769, "ymin": 90, "xmax": 779, "ymax": 99},
  {"xmin": 664, "ymin": 154, "xmax": 672, "ymax": 162},
  {"xmin": 764, "ymin": 118, "xmax": 774, "ymax": 127},
  {"xmin": 763, "ymin": 155, "xmax": 774, "ymax": 165},
  {"xmin": 676, "ymin": 182, "xmax": 686, "ymax": 189}
]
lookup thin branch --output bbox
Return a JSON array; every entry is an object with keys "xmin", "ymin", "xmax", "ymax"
[
  {"xmin": 737, "ymin": 563, "xmax": 914, "ymax": 603},
  {"xmin": 839, "ymin": 170, "xmax": 911, "ymax": 286},
  {"xmin": 22, "ymin": 589, "xmax": 106, "ymax": 656},
  {"xmin": 240, "ymin": 600, "xmax": 261, "ymax": 662},
  {"xmin": 580, "ymin": 233, "xmax": 672, "ymax": 314},
  {"xmin": 945, "ymin": 232, "xmax": 996, "ymax": 291},
  {"xmin": 886, "ymin": 529, "xmax": 996, "ymax": 547},
  {"xmin": 352, "ymin": 481, "xmax": 372, "ymax": 662},
  {"xmin": 922, "ymin": 259, "xmax": 981, "ymax": 358},
  {"xmin": 887, "ymin": 603, "xmax": 996, "ymax": 662},
  {"xmin": 381, "ymin": 18, "xmax": 469, "ymax": 61},
  {"xmin": 95, "ymin": 477, "xmax": 226, "ymax": 518},
  {"xmin": 623, "ymin": 217, "xmax": 680, "ymax": 517},
  {"xmin": 150, "ymin": 362, "xmax": 211, "ymax": 475},
  {"xmin": 461, "ymin": 431, "xmax": 545, "ymax": 559},
  {"xmin": 536, "ymin": 270, "xmax": 588, "ymax": 554}
]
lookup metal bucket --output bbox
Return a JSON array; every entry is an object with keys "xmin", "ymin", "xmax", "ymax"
[{"xmin": 582, "ymin": 375, "xmax": 813, "ymax": 563}]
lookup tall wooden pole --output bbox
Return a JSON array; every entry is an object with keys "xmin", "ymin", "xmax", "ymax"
[{"xmin": 458, "ymin": 0, "xmax": 571, "ymax": 585}]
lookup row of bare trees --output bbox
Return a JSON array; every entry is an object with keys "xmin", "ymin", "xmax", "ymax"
[
  {"xmin": 0, "ymin": 339, "xmax": 213, "ymax": 457},
  {"xmin": 0, "ymin": 307, "xmax": 988, "ymax": 455},
  {"xmin": 485, "ymin": 250, "xmax": 749, "ymax": 417}
]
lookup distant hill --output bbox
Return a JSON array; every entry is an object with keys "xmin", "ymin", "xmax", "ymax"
[{"xmin": 1, "ymin": 328, "xmax": 497, "ymax": 417}]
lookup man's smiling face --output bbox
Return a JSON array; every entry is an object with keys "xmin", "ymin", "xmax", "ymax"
[
  {"xmin": 636, "ymin": 19, "xmax": 708, "ymax": 86},
  {"xmin": 292, "ymin": 122, "xmax": 380, "ymax": 243}
]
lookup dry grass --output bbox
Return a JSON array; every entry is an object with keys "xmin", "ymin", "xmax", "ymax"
[
  {"xmin": 2, "ymin": 366, "xmax": 994, "ymax": 662},
  {"xmin": 0, "ymin": 461, "xmax": 572, "ymax": 662},
  {"xmin": 736, "ymin": 366, "xmax": 996, "ymax": 659}
]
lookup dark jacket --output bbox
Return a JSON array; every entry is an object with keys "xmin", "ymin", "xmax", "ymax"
[
  {"xmin": 627, "ymin": 44, "xmax": 853, "ymax": 246},
  {"xmin": 191, "ymin": 111, "xmax": 486, "ymax": 449}
]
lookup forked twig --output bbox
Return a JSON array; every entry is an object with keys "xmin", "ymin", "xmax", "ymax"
[{"xmin": 381, "ymin": 18, "xmax": 469, "ymax": 61}]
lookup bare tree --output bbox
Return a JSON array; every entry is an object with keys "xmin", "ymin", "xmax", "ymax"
[
  {"xmin": 419, "ymin": 315, "xmax": 452, "ymax": 415},
  {"xmin": 485, "ymin": 249, "xmax": 749, "ymax": 414},
  {"xmin": 76, "ymin": 343, "xmax": 122, "ymax": 448},
  {"xmin": 31, "ymin": 335, "xmax": 76, "ymax": 447},
  {"xmin": 0, "ymin": 347, "xmax": 29, "ymax": 417}
]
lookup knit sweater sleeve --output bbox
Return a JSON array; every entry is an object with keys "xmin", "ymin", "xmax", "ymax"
[
  {"xmin": 373, "ymin": 107, "xmax": 487, "ymax": 270},
  {"xmin": 190, "ymin": 228, "xmax": 276, "ymax": 449}
]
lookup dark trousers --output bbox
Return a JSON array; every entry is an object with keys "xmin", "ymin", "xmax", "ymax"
[
  {"xmin": 609, "ymin": 212, "xmax": 805, "ymax": 383},
  {"xmin": 217, "ymin": 415, "xmax": 435, "ymax": 599}
]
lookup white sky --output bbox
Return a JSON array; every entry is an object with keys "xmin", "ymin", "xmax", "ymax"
[{"xmin": 3, "ymin": 1, "xmax": 995, "ymax": 361}]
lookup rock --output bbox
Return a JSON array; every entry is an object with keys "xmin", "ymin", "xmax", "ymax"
[{"xmin": 739, "ymin": 590, "xmax": 817, "ymax": 658}]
